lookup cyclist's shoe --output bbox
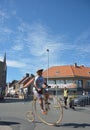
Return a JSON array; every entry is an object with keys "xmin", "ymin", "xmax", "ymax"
[
  {"xmin": 41, "ymin": 110, "xmax": 47, "ymax": 115},
  {"xmin": 64, "ymin": 106, "xmax": 68, "ymax": 109}
]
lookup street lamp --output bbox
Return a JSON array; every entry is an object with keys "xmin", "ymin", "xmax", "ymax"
[{"xmin": 46, "ymin": 49, "xmax": 49, "ymax": 85}]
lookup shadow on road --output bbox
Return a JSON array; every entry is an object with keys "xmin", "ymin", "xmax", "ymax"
[
  {"xmin": 0, "ymin": 98, "xmax": 32, "ymax": 103},
  {"xmin": 56, "ymin": 123, "xmax": 90, "ymax": 128},
  {"xmin": 0, "ymin": 121, "xmax": 20, "ymax": 126}
]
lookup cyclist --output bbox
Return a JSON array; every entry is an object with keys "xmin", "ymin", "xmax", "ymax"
[{"xmin": 33, "ymin": 69, "xmax": 49, "ymax": 115}]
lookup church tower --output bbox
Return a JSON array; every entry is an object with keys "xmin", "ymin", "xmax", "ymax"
[{"xmin": 0, "ymin": 53, "xmax": 7, "ymax": 98}]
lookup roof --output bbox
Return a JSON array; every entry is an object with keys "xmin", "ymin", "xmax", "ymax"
[
  {"xmin": 18, "ymin": 74, "xmax": 30, "ymax": 84},
  {"xmin": 23, "ymin": 78, "xmax": 34, "ymax": 88},
  {"xmin": 43, "ymin": 65, "xmax": 90, "ymax": 78},
  {"xmin": 18, "ymin": 76, "xmax": 28, "ymax": 84}
]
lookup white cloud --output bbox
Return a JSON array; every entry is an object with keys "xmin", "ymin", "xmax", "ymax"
[
  {"xmin": 0, "ymin": 10, "xmax": 9, "ymax": 24},
  {"xmin": 0, "ymin": 56, "xmax": 3, "ymax": 61},
  {"xmin": 0, "ymin": 21, "xmax": 76, "ymax": 71},
  {"xmin": 12, "ymin": 44, "xmax": 24, "ymax": 51},
  {"xmin": 24, "ymin": 23, "xmax": 69, "ymax": 56},
  {"xmin": 0, "ymin": 27, "xmax": 12, "ymax": 34},
  {"xmin": 7, "ymin": 60, "xmax": 26, "ymax": 68},
  {"xmin": 75, "ymin": 29, "xmax": 90, "ymax": 43}
]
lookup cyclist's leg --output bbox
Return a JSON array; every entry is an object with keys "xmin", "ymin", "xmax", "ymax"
[
  {"xmin": 38, "ymin": 95, "xmax": 43, "ymax": 110},
  {"xmin": 43, "ymin": 92, "xmax": 50, "ymax": 111},
  {"xmin": 44, "ymin": 92, "xmax": 49, "ymax": 103},
  {"xmin": 38, "ymin": 94, "xmax": 47, "ymax": 114},
  {"xmin": 33, "ymin": 90, "xmax": 47, "ymax": 114}
]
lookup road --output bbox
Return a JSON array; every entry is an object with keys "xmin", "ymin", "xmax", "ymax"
[{"xmin": 0, "ymin": 98, "xmax": 90, "ymax": 130}]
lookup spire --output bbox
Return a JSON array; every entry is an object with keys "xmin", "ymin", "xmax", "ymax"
[{"xmin": 3, "ymin": 52, "xmax": 6, "ymax": 64}]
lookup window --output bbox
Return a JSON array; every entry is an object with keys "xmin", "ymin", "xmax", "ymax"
[
  {"xmin": 55, "ymin": 71, "xmax": 60, "ymax": 74},
  {"xmin": 87, "ymin": 80, "xmax": 90, "ymax": 87},
  {"xmin": 48, "ymin": 80, "xmax": 55, "ymax": 84},
  {"xmin": 76, "ymin": 80, "xmax": 83, "ymax": 88},
  {"xmin": 56, "ymin": 80, "xmax": 64, "ymax": 84},
  {"xmin": 65, "ymin": 80, "xmax": 74, "ymax": 84}
]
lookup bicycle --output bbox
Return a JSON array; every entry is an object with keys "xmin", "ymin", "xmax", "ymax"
[{"xmin": 26, "ymin": 89, "xmax": 63, "ymax": 126}]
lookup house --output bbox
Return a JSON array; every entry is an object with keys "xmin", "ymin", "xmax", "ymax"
[
  {"xmin": 43, "ymin": 63, "xmax": 90, "ymax": 93},
  {"xmin": 6, "ymin": 73, "xmax": 35, "ymax": 99},
  {"xmin": 15, "ymin": 73, "xmax": 34, "ymax": 99},
  {"xmin": 6, "ymin": 80, "xmax": 18, "ymax": 96}
]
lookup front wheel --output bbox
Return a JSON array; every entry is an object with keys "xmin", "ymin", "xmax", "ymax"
[{"xmin": 34, "ymin": 95, "xmax": 63, "ymax": 126}]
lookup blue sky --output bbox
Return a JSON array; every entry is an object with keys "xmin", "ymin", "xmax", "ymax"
[{"xmin": 0, "ymin": 0, "xmax": 90, "ymax": 82}]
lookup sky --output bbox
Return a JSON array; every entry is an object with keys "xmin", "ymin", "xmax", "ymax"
[{"xmin": 0, "ymin": 0, "xmax": 90, "ymax": 82}]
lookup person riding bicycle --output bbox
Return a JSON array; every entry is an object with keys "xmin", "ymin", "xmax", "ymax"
[{"xmin": 33, "ymin": 69, "xmax": 49, "ymax": 115}]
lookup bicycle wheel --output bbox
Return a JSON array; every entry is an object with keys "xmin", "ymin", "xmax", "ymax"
[
  {"xmin": 34, "ymin": 95, "xmax": 63, "ymax": 126},
  {"xmin": 26, "ymin": 110, "xmax": 35, "ymax": 122}
]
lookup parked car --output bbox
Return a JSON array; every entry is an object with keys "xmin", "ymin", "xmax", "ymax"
[{"xmin": 72, "ymin": 95, "xmax": 90, "ymax": 107}]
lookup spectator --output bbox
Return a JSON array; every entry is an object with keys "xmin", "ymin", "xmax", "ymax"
[
  {"xmin": 69, "ymin": 91, "xmax": 77, "ymax": 109},
  {"xmin": 63, "ymin": 87, "xmax": 68, "ymax": 108}
]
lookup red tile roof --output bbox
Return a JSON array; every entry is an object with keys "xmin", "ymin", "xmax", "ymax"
[
  {"xmin": 18, "ymin": 76, "xmax": 28, "ymax": 84},
  {"xmin": 23, "ymin": 78, "xmax": 34, "ymax": 88},
  {"xmin": 43, "ymin": 65, "xmax": 90, "ymax": 78}
]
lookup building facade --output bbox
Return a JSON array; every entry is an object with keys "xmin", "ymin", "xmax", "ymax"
[
  {"xmin": 0, "ymin": 53, "xmax": 7, "ymax": 98},
  {"xmin": 6, "ymin": 73, "xmax": 34, "ymax": 99},
  {"xmin": 43, "ymin": 64, "xmax": 90, "ymax": 94}
]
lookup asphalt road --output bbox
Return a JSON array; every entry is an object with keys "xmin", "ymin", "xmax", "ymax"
[{"xmin": 0, "ymin": 98, "xmax": 90, "ymax": 130}]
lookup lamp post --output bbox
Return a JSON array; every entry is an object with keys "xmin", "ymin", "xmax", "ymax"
[{"xmin": 46, "ymin": 49, "xmax": 49, "ymax": 85}]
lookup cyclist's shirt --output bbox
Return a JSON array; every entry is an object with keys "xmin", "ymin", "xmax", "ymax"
[{"xmin": 34, "ymin": 75, "xmax": 45, "ymax": 89}]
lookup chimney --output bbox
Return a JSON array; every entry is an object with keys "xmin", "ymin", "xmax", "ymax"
[
  {"xmin": 26, "ymin": 73, "xmax": 29, "ymax": 77},
  {"xmin": 81, "ymin": 65, "xmax": 84, "ymax": 67},
  {"xmin": 74, "ymin": 63, "xmax": 77, "ymax": 67}
]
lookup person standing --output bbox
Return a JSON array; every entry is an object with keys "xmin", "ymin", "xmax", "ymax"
[
  {"xmin": 63, "ymin": 87, "xmax": 68, "ymax": 108},
  {"xmin": 69, "ymin": 91, "xmax": 77, "ymax": 109}
]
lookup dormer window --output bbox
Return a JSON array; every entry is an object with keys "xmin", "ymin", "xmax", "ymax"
[
  {"xmin": 56, "ymin": 71, "xmax": 60, "ymax": 74},
  {"xmin": 88, "ymin": 72, "xmax": 90, "ymax": 74}
]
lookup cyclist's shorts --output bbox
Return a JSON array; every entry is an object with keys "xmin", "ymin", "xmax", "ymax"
[{"xmin": 33, "ymin": 88, "xmax": 42, "ymax": 99}]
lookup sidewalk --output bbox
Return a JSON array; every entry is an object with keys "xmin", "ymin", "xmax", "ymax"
[{"xmin": 0, "ymin": 126, "xmax": 12, "ymax": 130}]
